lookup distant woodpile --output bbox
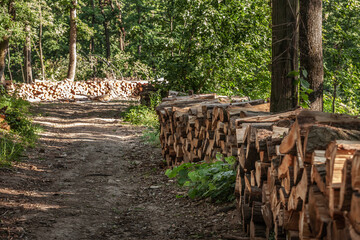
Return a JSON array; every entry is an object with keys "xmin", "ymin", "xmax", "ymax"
[
  {"xmin": 7, "ymin": 79, "xmax": 148, "ymax": 102},
  {"xmin": 156, "ymin": 94, "xmax": 360, "ymax": 240}
]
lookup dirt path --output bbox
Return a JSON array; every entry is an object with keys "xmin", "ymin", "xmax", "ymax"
[{"xmin": 0, "ymin": 101, "xmax": 243, "ymax": 240}]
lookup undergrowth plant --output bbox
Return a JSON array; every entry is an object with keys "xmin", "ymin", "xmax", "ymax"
[
  {"xmin": 165, "ymin": 153, "xmax": 237, "ymax": 203},
  {"xmin": 0, "ymin": 88, "xmax": 40, "ymax": 167},
  {"xmin": 122, "ymin": 89, "xmax": 162, "ymax": 146},
  {"xmin": 122, "ymin": 104, "xmax": 159, "ymax": 129}
]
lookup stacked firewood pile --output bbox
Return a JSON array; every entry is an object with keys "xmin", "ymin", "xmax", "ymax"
[
  {"xmin": 156, "ymin": 94, "xmax": 360, "ymax": 239},
  {"xmin": 235, "ymin": 109, "xmax": 360, "ymax": 239},
  {"xmin": 7, "ymin": 79, "xmax": 147, "ymax": 101},
  {"xmin": 156, "ymin": 94, "xmax": 269, "ymax": 166}
]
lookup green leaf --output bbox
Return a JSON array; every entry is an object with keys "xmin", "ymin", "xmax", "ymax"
[{"xmin": 287, "ymin": 70, "xmax": 300, "ymax": 78}]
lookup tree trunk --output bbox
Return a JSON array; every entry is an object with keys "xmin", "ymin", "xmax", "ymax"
[
  {"xmin": 67, "ymin": 0, "xmax": 77, "ymax": 81},
  {"xmin": 39, "ymin": 3, "xmax": 45, "ymax": 81},
  {"xmin": 137, "ymin": 5, "xmax": 142, "ymax": 57},
  {"xmin": 270, "ymin": 0, "xmax": 299, "ymax": 112},
  {"xmin": 23, "ymin": 25, "xmax": 33, "ymax": 84},
  {"xmin": 300, "ymin": 0, "xmax": 323, "ymax": 111},
  {"xmin": 0, "ymin": 38, "xmax": 9, "ymax": 85},
  {"xmin": 90, "ymin": 0, "xmax": 95, "ymax": 53},
  {"xmin": 115, "ymin": 0, "xmax": 125, "ymax": 51},
  {"xmin": 7, "ymin": 46, "xmax": 12, "ymax": 82},
  {"xmin": 99, "ymin": 0, "xmax": 110, "ymax": 60}
]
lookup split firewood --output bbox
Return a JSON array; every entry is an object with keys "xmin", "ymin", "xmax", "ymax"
[
  {"xmin": 156, "ymin": 96, "xmax": 360, "ymax": 239},
  {"xmin": 9, "ymin": 79, "xmax": 147, "ymax": 101}
]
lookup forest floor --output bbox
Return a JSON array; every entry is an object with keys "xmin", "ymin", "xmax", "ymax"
[{"xmin": 0, "ymin": 101, "xmax": 245, "ymax": 240}]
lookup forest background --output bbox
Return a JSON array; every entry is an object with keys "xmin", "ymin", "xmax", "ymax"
[{"xmin": 0, "ymin": 0, "xmax": 359, "ymax": 114}]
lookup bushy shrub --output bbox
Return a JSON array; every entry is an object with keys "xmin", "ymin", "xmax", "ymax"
[
  {"xmin": 0, "ymin": 89, "xmax": 40, "ymax": 166},
  {"xmin": 166, "ymin": 154, "xmax": 237, "ymax": 203}
]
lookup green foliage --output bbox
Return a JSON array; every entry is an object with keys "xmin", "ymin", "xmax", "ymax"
[
  {"xmin": 323, "ymin": 0, "xmax": 360, "ymax": 114},
  {"xmin": 165, "ymin": 154, "xmax": 237, "ymax": 203},
  {"xmin": 122, "ymin": 104, "xmax": 159, "ymax": 129},
  {"xmin": 0, "ymin": 134, "xmax": 24, "ymax": 167},
  {"xmin": 289, "ymin": 69, "xmax": 314, "ymax": 108},
  {"xmin": 1, "ymin": 0, "xmax": 360, "ymax": 114},
  {"xmin": 141, "ymin": 128, "xmax": 160, "ymax": 147},
  {"xmin": 0, "ymin": 91, "xmax": 39, "ymax": 167}
]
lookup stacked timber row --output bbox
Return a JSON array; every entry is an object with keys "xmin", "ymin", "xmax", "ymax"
[
  {"xmin": 235, "ymin": 109, "xmax": 360, "ymax": 239},
  {"xmin": 156, "ymin": 93, "xmax": 270, "ymax": 167},
  {"xmin": 7, "ymin": 79, "xmax": 147, "ymax": 101},
  {"xmin": 157, "ymin": 94, "xmax": 360, "ymax": 239}
]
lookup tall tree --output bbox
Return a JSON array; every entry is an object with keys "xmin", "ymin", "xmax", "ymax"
[
  {"xmin": 115, "ymin": 0, "xmax": 125, "ymax": 51},
  {"xmin": 0, "ymin": 0, "xmax": 15, "ymax": 84},
  {"xmin": 270, "ymin": 0, "xmax": 299, "ymax": 112},
  {"xmin": 136, "ymin": 2, "xmax": 142, "ymax": 56},
  {"xmin": 67, "ymin": 0, "xmax": 77, "ymax": 81},
  {"xmin": 99, "ymin": 0, "xmax": 111, "ymax": 60},
  {"xmin": 300, "ymin": 0, "xmax": 323, "ymax": 111},
  {"xmin": 38, "ymin": 1, "xmax": 45, "ymax": 80},
  {"xmin": 23, "ymin": 24, "xmax": 33, "ymax": 83},
  {"xmin": 0, "ymin": 38, "xmax": 9, "ymax": 85}
]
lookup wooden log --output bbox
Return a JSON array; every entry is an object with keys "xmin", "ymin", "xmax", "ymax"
[
  {"xmin": 284, "ymin": 210, "xmax": 300, "ymax": 231},
  {"xmin": 296, "ymin": 109, "xmax": 360, "ymax": 128},
  {"xmin": 284, "ymin": 166, "xmax": 294, "ymax": 195},
  {"xmin": 303, "ymin": 124, "xmax": 360, "ymax": 163},
  {"xmin": 352, "ymin": 151, "xmax": 360, "ymax": 192},
  {"xmin": 279, "ymin": 187, "xmax": 289, "ymax": 207},
  {"xmin": 308, "ymin": 186, "xmax": 331, "ymax": 238},
  {"xmin": 349, "ymin": 192, "xmax": 360, "ymax": 235},
  {"xmin": 298, "ymin": 206, "xmax": 313, "ymax": 240},
  {"xmin": 261, "ymin": 202, "xmax": 273, "ymax": 229},
  {"xmin": 329, "ymin": 183, "xmax": 341, "ymax": 218},
  {"xmin": 327, "ymin": 217, "xmax": 350, "ymax": 240},
  {"xmin": 255, "ymin": 161, "xmax": 270, "ymax": 187},
  {"xmin": 252, "ymin": 201, "xmax": 265, "ymax": 224},
  {"xmin": 279, "ymin": 120, "xmax": 298, "ymax": 155},
  {"xmin": 327, "ymin": 140, "xmax": 360, "ymax": 185},
  {"xmin": 250, "ymin": 220, "xmax": 267, "ymax": 239},
  {"xmin": 262, "ymin": 182, "xmax": 270, "ymax": 203},
  {"xmin": 339, "ymin": 158, "xmax": 352, "ymax": 211},
  {"xmin": 311, "ymin": 163, "xmax": 326, "ymax": 194},
  {"xmin": 242, "ymin": 202, "xmax": 252, "ymax": 232},
  {"xmin": 255, "ymin": 129, "xmax": 273, "ymax": 152},
  {"xmin": 278, "ymin": 154, "xmax": 294, "ymax": 179},
  {"xmin": 236, "ymin": 124, "xmax": 251, "ymax": 146}
]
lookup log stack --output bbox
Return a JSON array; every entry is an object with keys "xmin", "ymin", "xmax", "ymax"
[
  {"xmin": 156, "ymin": 94, "xmax": 360, "ymax": 239},
  {"xmin": 235, "ymin": 110, "xmax": 360, "ymax": 239},
  {"xmin": 156, "ymin": 94, "xmax": 270, "ymax": 166},
  {"xmin": 7, "ymin": 79, "xmax": 147, "ymax": 101}
]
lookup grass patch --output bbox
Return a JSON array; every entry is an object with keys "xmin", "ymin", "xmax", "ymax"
[
  {"xmin": 166, "ymin": 154, "xmax": 237, "ymax": 203},
  {"xmin": 122, "ymin": 104, "xmax": 159, "ymax": 128},
  {"xmin": 121, "ymin": 104, "xmax": 160, "ymax": 147},
  {"xmin": 122, "ymin": 90, "xmax": 162, "ymax": 146}
]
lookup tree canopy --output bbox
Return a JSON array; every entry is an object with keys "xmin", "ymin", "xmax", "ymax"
[{"xmin": 0, "ymin": 0, "xmax": 359, "ymax": 114}]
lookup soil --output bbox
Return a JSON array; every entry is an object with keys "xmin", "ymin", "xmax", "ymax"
[{"xmin": 0, "ymin": 101, "xmax": 245, "ymax": 240}]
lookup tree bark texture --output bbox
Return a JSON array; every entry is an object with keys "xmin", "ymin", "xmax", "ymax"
[
  {"xmin": 300, "ymin": 0, "xmax": 323, "ymax": 111},
  {"xmin": 0, "ymin": 38, "xmax": 9, "ymax": 85},
  {"xmin": 137, "ymin": 5, "xmax": 142, "ymax": 56},
  {"xmin": 271, "ymin": 0, "xmax": 299, "ymax": 113},
  {"xmin": 7, "ymin": 46, "xmax": 13, "ymax": 81},
  {"xmin": 23, "ymin": 25, "xmax": 33, "ymax": 84},
  {"xmin": 115, "ymin": 0, "xmax": 125, "ymax": 51},
  {"xmin": 67, "ymin": 0, "xmax": 77, "ymax": 81},
  {"xmin": 39, "ymin": 3, "xmax": 45, "ymax": 80},
  {"xmin": 99, "ymin": 0, "xmax": 110, "ymax": 60}
]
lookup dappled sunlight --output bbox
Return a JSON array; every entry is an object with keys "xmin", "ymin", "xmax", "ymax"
[
  {"xmin": 15, "ymin": 163, "xmax": 46, "ymax": 172},
  {"xmin": 0, "ymin": 188, "xmax": 73, "ymax": 198},
  {"xmin": 0, "ymin": 200, "xmax": 62, "ymax": 211}
]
